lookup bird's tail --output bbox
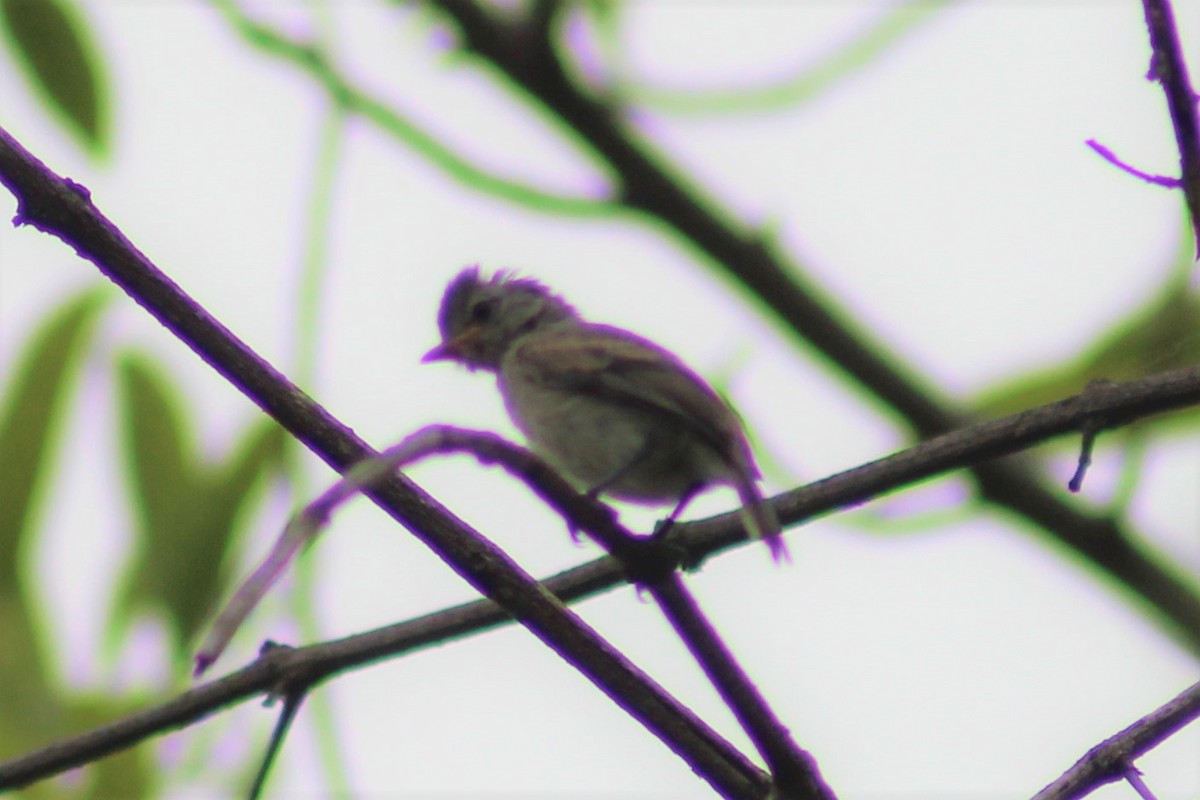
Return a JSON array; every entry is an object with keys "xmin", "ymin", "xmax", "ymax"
[{"xmin": 736, "ymin": 477, "xmax": 788, "ymax": 563}]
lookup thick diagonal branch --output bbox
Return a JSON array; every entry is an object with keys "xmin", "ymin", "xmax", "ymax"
[{"xmin": 0, "ymin": 124, "xmax": 767, "ymax": 800}]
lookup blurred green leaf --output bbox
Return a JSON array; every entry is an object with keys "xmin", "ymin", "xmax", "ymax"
[
  {"xmin": 974, "ymin": 268, "xmax": 1200, "ymax": 427},
  {"xmin": 0, "ymin": 306, "xmax": 165, "ymax": 795},
  {"xmin": 0, "ymin": 0, "xmax": 111, "ymax": 156},
  {"xmin": 0, "ymin": 287, "xmax": 108, "ymax": 760},
  {"xmin": 0, "ymin": 286, "xmax": 107, "ymax": 590},
  {"xmin": 0, "ymin": 595, "xmax": 65, "ymax": 763},
  {"xmin": 115, "ymin": 352, "xmax": 198, "ymax": 542},
  {"xmin": 114, "ymin": 353, "xmax": 285, "ymax": 663}
]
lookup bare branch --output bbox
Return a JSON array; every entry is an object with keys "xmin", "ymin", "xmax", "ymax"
[
  {"xmin": 199, "ymin": 426, "xmax": 831, "ymax": 796},
  {"xmin": 1142, "ymin": 0, "xmax": 1200, "ymax": 254},
  {"xmin": 4, "ymin": 361, "xmax": 1200, "ymax": 791},
  {"xmin": 652, "ymin": 575, "xmax": 833, "ymax": 799},
  {"xmin": 247, "ymin": 651, "xmax": 306, "ymax": 800},
  {"xmin": 195, "ymin": 426, "xmax": 640, "ymax": 673},
  {"xmin": 0, "ymin": 123, "xmax": 768, "ymax": 800},
  {"xmin": 1032, "ymin": 679, "xmax": 1200, "ymax": 800}
]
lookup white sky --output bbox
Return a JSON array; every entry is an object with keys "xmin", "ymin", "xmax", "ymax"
[{"xmin": 1, "ymin": 2, "xmax": 1198, "ymax": 798}]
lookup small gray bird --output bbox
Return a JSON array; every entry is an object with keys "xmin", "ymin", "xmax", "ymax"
[{"xmin": 423, "ymin": 267, "xmax": 786, "ymax": 561}]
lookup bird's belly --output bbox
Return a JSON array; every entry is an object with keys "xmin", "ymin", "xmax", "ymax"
[{"xmin": 499, "ymin": 376, "xmax": 722, "ymax": 504}]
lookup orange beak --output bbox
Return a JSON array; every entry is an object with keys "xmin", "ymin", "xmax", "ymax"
[{"xmin": 421, "ymin": 325, "xmax": 483, "ymax": 364}]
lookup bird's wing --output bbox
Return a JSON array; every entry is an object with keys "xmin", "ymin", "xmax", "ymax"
[{"xmin": 513, "ymin": 324, "xmax": 755, "ymax": 472}]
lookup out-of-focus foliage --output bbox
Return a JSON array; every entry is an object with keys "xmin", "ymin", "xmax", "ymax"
[
  {"xmin": 974, "ymin": 249, "xmax": 1200, "ymax": 430},
  {"xmin": 0, "ymin": 288, "xmax": 106, "ymax": 621},
  {"xmin": 0, "ymin": 287, "xmax": 152, "ymax": 798},
  {"xmin": 0, "ymin": 0, "xmax": 110, "ymax": 156},
  {"xmin": 0, "ymin": 286, "xmax": 106, "ymax": 755},
  {"xmin": 0, "ymin": 292, "xmax": 283, "ymax": 796},
  {"xmin": 113, "ymin": 352, "xmax": 286, "ymax": 667}
]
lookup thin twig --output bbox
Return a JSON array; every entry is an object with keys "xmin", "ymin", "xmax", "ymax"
[
  {"xmin": 1142, "ymin": 0, "xmax": 1200, "ymax": 254},
  {"xmin": 195, "ymin": 426, "xmax": 642, "ymax": 672},
  {"xmin": 1031, "ymin": 679, "xmax": 1200, "ymax": 800},
  {"xmin": 1067, "ymin": 425, "xmax": 1097, "ymax": 493},
  {"xmin": 247, "ymin": 645, "xmax": 306, "ymax": 800},
  {"xmin": 1067, "ymin": 379, "xmax": 1118, "ymax": 493},
  {"xmin": 1085, "ymin": 139, "xmax": 1182, "ymax": 188},
  {"xmin": 1124, "ymin": 768, "xmax": 1158, "ymax": 800}
]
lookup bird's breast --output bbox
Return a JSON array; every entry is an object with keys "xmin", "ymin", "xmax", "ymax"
[{"xmin": 498, "ymin": 360, "xmax": 730, "ymax": 504}]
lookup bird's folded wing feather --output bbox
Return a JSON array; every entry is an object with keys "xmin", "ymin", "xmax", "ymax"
[{"xmin": 514, "ymin": 325, "xmax": 755, "ymax": 472}]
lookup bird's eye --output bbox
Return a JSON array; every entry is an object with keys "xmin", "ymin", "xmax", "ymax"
[{"xmin": 470, "ymin": 300, "xmax": 494, "ymax": 323}]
